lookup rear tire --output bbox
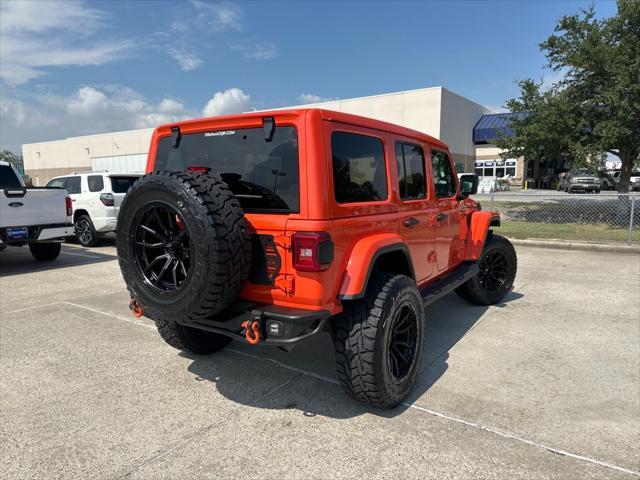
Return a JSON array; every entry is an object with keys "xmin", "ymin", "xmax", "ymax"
[
  {"xmin": 334, "ymin": 274, "xmax": 424, "ymax": 408},
  {"xmin": 117, "ymin": 171, "xmax": 252, "ymax": 323},
  {"xmin": 29, "ymin": 242, "xmax": 61, "ymax": 261},
  {"xmin": 75, "ymin": 214, "xmax": 99, "ymax": 247},
  {"xmin": 156, "ymin": 319, "xmax": 232, "ymax": 355},
  {"xmin": 455, "ymin": 234, "xmax": 517, "ymax": 305}
]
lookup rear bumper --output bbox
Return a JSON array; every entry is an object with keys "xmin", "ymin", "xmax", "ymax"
[
  {"xmin": 176, "ymin": 302, "xmax": 331, "ymax": 346},
  {"xmin": 93, "ymin": 216, "xmax": 118, "ymax": 233},
  {"xmin": 0, "ymin": 223, "xmax": 74, "ymax": 245}
]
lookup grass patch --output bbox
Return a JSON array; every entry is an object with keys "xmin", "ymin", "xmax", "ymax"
[{"xmin": 497, "ymin": 220, "xmax": 638, "ymax": 243}]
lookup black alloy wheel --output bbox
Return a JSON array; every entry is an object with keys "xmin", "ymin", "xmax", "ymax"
[
  {"xmin": 133, "ymin": 201, "xmax": 191, "ymax": 292},
  {"xmin": 387, "ymin": 304, "xmax": 419, "ymax": 382},
  {"xmin": 477, "ymin": 249, "xmax": 509, "ymax": 294}
]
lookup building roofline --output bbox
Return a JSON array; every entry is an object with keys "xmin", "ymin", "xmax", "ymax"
[
  {"xmin": 439, "ymin": 87, "xmax": 495, "ymax": 113},
  {"xmin": 23, "ymin": 127, "xmax": 155, "ymax": 147},
  {"xmin": 259, "ymin": 86, "xmax": 444, "ymax": 110}
]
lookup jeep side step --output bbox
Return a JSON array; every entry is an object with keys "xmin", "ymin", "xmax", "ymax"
[{"xmin": 420, "ymin": 261, "xmax": 479, "ymax": 306}]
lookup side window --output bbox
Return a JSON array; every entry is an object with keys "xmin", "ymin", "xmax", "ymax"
[
  {"xmin": 65, "ymin": 176, "xmax": 81, "ymax": 194},
  {"xmin": 430, "ymin": 150, "xmax": 456, "ymax": 198},
  {"xmin": 395, "ymin": 142, "xmax": 426, "ymax": 200},
  {"xmin": 46, "ymin": 177, "xmax": 67, "ymax": 189},
  {"xmin": 332, "ymin": 131, "xmax": 387, "ymax": 203},
  {"xmin": 88, "ymin": 175, "xmax": 104, "ymax": 192}
]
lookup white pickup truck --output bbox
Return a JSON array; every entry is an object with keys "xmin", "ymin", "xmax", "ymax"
[{"xmin": 0, "ymin": 161, "xmax": 74, "ymax": 260}]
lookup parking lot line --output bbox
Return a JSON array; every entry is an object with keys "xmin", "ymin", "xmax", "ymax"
[{"xmin": 22, "ymin": 300, "xmax": 640, "ymax": 478}]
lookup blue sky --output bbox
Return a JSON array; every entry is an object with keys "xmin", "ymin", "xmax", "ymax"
[{"xmin": 0, "ymin": 0, "xmax": 618, "ymax": 152}]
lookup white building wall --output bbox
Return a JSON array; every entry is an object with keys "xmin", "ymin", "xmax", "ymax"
[
  {"xmin": 283, "ymin": 87, "xmax": 443, "ymax": 141},
  {"xmin": 438, "ymin": 88, "xmax": 493, "ymax": 171},
  {"xmin": 23, "ymin": 128, "xmax": 154, "ymax": 184}
]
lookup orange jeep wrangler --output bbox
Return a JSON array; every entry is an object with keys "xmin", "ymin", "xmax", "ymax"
[{"xmin": 117, "ymin": 109, "xmax": 517, "ymax": 408}]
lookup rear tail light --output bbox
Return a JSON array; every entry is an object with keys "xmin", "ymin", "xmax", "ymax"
[
  {"xmin": 65, "ymin": 195, "xmax": 72, "ymax": 216},
  {"xmin": 100, "ymin": 193, "xmax": 115, "ymax": 206},
  {"xmin": 292, "ymin": 232, "xmax": 334, "ymax": 272}
]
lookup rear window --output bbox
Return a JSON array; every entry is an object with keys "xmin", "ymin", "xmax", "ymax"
[
  {"xmin": 331, "ymin": 132, "xmax": 387, "ymax": 204},
  {"xmin": 154, "ymin": 126, "xmax": 299, "ymax": 213},
  {"xmin": 0, "ymin": 164, "xmax": 23, "ymax": 189},
  {"xmin": 88, "ymin": 175, "xmax": 104, "ymax": 192},
  {"xmin": 110, "ymin": 176, "xmax": 138, "ymax": 194}
]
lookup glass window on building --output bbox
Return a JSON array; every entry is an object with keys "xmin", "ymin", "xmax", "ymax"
[{"xmin": 475, "ymin": 159, "xmax": 517, "ymax": 178}]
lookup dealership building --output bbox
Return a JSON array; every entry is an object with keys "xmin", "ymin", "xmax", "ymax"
[{"xmin": 22, "ymin": 86, "xmax": 526, "ymax": 185}]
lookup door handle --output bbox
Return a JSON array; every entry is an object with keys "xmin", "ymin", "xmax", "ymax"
[
  {"xmin": 435, "ymin": 213, "xmax": 447, "ymax": 222},
  {"xmin": 403, "ymin": 217, "xmax": 420, "ymax": 228}
]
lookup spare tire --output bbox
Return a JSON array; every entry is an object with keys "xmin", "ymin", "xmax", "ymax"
[{"xmin": 116, "ymin": 171, "xmax": 252, "ymax": 322}]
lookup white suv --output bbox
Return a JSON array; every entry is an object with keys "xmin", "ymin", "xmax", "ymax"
[{"xmin": 46, "ymin": 171, "xmax": 140, "ymax": 246}]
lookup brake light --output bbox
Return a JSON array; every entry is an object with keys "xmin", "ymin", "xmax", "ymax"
[
  {"xmin": 100, "ymin": 193, "xmax": 115, "ymax": 206},
  {"xmin": 187, "ymin": 166, "xmax": 211, "ymax": 174},
  {"xmin": 292, "ymin": 232, "xmax": 334, "ymax": 272},
  {"xmin": 65, "ymin": 195, "xmax": 72, "ymax": 217}
]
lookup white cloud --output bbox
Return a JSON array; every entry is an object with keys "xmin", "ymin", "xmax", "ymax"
[
  {"xmin": 0, "ymin": 0, "xmax": 104, "ymax": 33},
  {"xmin": 0, "ymin": 0, "xmax": 133, "ymax": 85},
  {"xmin": 191, "ymin": 0, "xmax": 244, "ymax": 31},
  {"xmin": 1, "ymin": 86, "xmax": 256, "ymax": 151},
  {"xmin": 232, "ymin": 43, "xmax": 279, "ymax": 60},
  {"xmin": 298, "ymin": 93, "xmax": 337, "ymax": 104},
  {"xmin": 0, "ymin": 86, "xmax": 195, "ymax": 150},
  {"xmin": 167, "ymin": 48, "xmax": 203, "ymax": 71},
  {"xmin": 202, "ymin": 88, "xmax": 251, "ymax": 117}
]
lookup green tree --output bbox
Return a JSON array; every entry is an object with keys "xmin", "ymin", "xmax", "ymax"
[
  {"xmin": 498, "ymin": 0, "xmax": 640, "ymax": 192},
  {"xmin": 0, "ymin": 150, "xmax": 24, "ymax": 174}
]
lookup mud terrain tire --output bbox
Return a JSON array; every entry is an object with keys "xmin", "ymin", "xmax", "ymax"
[
  {"xmin": 334, "ymin": 274, "xmax": 425, "ymax": 408},
  {"xmin": 117, "ymin": 171, "xmax": 252, "ymax": 323},
  {"xmin": 156, "ymin": 319, "xmax": 232, "ymax": 355},
  {"xmin": 455, "ymin": 234, "xmax": 517, "ymax": 305}
]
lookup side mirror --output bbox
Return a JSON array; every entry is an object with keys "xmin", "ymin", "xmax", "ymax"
[{"xmin": 458, "ymin": 173, "xmax": 478, "ymax": 197}]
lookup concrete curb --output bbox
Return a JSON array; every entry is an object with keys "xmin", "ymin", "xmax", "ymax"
[{"xmin": 509, "ymin": 238, "xmax": 640, "ymax": 253}]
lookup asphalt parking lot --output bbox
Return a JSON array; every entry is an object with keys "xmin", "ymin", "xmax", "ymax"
[{"xmin": 0, "ymin": 241, "xmax": 638, "ymax": 479}]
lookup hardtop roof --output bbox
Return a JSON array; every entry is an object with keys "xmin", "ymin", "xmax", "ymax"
[{"xmin": 154, "ymin": 108, "xmax": 449, "ymax": 150}]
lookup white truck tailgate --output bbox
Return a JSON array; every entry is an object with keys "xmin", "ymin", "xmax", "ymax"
[{"xmin": 0, "ymin": 189, "xmax": 69, "ymax": 227}]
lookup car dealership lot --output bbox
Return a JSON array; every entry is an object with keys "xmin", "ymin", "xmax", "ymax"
[{"xmin": 0, "ymin": 242, "xmax": 638, "ymax": 479}]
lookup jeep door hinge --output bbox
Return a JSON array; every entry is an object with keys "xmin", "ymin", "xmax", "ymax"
[
  {"xmin": 275, "ymin": 274, "xmax": 295, "ymax": 295},
  {"xmin": 275, "ymin": 233, "xmax": 292, "ymax": 250}
]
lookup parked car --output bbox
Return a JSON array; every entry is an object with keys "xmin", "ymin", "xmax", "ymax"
[
  {"xmin": 116, "ymin": 109, "xmax": 517, "ymax": 408},
  {"xmin": 600, "ymin": 172, "xmax": 616, "ymax": 191},
  {"xmin": 558, "ymin": 169, "xmax": 601, "ymax": 193},
  {"xmin": 46, "ymin": 171, "xmax": 141, "ymax": 247},
  {"xmin": 613, "ymin": 170, "xmax": 640, "ymax": 191},
  {"xmin": 0, "ymin": 160, "xmax": 74, "ymax": 260}
]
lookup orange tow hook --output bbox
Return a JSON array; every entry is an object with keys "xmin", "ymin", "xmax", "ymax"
[
  {"xmin": 241, "ymin": 320, "xmax": 261, "ymax": 345},
  {"xmin": 129, "ymin": 299, "xmax": 143, "ymax": 318}
]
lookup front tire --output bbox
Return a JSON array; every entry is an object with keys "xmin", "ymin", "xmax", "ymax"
[
  {"xmin": 455, "ymin": 234, "xmax": 517, "ymax": 305},
  {"xmin": 75, "ymin": 214, "xmax": 99, "ymax": 247},
  {"xmin": 29, "ymin": 242, "xmax": 61, "ymax": 261},
  {"xmin": 156, "ymin": 319, "xmax": 232, "ymax": 355},
  {"xmin": 334, "ymin": 274, "xmax": 424, "ymax": 408}
]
